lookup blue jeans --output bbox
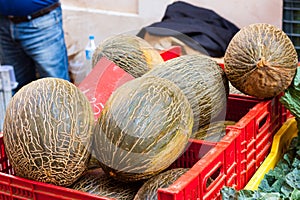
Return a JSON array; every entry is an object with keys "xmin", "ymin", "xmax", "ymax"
[{"xmin": 0, "ymin": 6, "xmax": 69, "ymax": 92}]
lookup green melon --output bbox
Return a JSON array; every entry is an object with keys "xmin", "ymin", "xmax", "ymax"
[
  {"xmin": 224, "ymin": 23, "xmax": 298, "ymax": 99},
  {"xmin": 144, "ymin": 54, "xmax": 229, "ymax": 132},
  {"xmin": 3, "ymin": 78, "xmax": 94, "ymax": 186},
  {"xmin": 92, "ymin": 34, "xmax": 164, "ymax": 77},
  {"xmin": 191, "ymin": 120, "xmax": 236, "ymax": 142},
  {"xmin": 133, "ymin": 168, "xmax": 189, "ymax": 200},
  {"xmin": 93, "ymin": 76, "xmax": 193, "ymax": 182},
  {"xmin": 71, "ymin": 168, "xmax": 142, "ymax": 199}
]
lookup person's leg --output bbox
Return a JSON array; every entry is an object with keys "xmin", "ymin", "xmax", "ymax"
[
  {"xmin": 15, "ymin": 6, "xmax": 70, "ymax": 82},
  {"xmin": 0, "ymin": 17, "xmax": 36, "ymax": 92}
]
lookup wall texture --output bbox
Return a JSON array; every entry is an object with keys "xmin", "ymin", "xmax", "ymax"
[
  {"xmin": 61, "ymin": 0, "xmax": 283, "ymax": 52},
  {"xmin": 61, "ymin": 0, "xmax": 173, "ymax": 51},
  {"xmin": 187, "ymin": 0, "xmax": 282, "ymax": 29}
]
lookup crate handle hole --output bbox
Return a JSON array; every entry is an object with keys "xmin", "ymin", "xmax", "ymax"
[
  {"xmin": 257, "ymin": 112, "xmax": 270, "ymax": 131},
  {"xmin": 206, "ymin": 165, "xmax": 221, "ymax": 188}
]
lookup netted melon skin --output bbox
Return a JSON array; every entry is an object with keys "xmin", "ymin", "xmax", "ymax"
[
  {"xmin": 3, "ymin": 78, "xmax": 95, "ymax": 186},
  {"xmin": 92, "ymin": 34, "xmax": 164, "ymax": 78},
  {"xmin": 93, "ymin": 76, "xmax": 193, "ymax": 182},
  {"xmin": 144, "ymin": 54, "xmax": 229, "ymax": 132},
  {"xmin": 133, "ymin": 168, "xmax": 189, "ymax": 200},
  {"xmin": 224, "ymin": 23, "xmax": 298, "ymax": 99},
  {"xmin": 71, "ymin": 168, "xmax": 142, "ymax": 200}
]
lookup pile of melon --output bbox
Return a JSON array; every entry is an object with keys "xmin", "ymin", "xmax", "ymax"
[{"xmin": 2, "ymin": 23, "xmax": 298, "ymax": 199}]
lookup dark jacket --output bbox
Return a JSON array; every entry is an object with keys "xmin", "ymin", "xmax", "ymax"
[{"xmin": 138, "ymin": 1, "xmax": 240, "ymax": 57}]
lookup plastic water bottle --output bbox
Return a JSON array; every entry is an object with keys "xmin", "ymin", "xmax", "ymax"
[{"xmin": 85, "ymin": 35, "xmax": 96, "ymax": 75}]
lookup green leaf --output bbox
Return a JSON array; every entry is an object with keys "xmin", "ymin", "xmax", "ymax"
[
  {"xmin": 237, "ymin": 189, "xmax": 259, "ymax": 199},
  {"xmin": 274, "ymin": 161, "xmax": 291, "ymax": 175},
  {"xmin": 257, "ymin": 135, "xmax": 300, "ymax": 199},
  {"xmin": 297, "ymin": 149, "xmax": 300, "ymax": 157},
  {"xmin": 282, "ymin": 150, "xmax": 295, "ymax": 167},
  {"xmin": 258, "ymin": 192, "xmax": 281, "ymax": 200},
  {"xmin": 285, "ymin": 168, "xmax": 300, "ymax": 189},
  {"xmin": 221, "ymin": 186, "xmax": 237, "ymax": 199},
  {"xmin": 290, "ymin": 137, "xmax": 299, "ymax": 150},
  {"xmin": 291, "ymin": 188, "xmax": 300, "ymax": 200},
  {"xmin": 281, "ymin": 181, "xmax": 294, "ymax": 197},
  {"xmin": 259, "ymin": 176, "xmax": 285, "ymax": 193},
  {"xmin": 292, "ymin": 156, "xmax": 300, "ymax": 169},
  {"xmin": 221, "ymin": 187, "xmax": 282, "ymax": 200},
  {"xmin": 280, "ymin": 67, "xmax": 300, "ymax": 119}
]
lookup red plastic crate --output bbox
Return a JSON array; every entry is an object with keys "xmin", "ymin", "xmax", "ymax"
[
  {"xmin": 0, "ymin": 133, "xmax": 112, "ymax": 200},
  {"xmin": 157, "ymin": 94, "xmax": 284, "ymax": 199},
  {"xmin": 159, "ymin": 136, "xmax": 239, "ymax": 200},
  {"xmin": 0, "ymin": 49, "xmax": 286, "ymax": 199},
  {"xmin": 225, "ymin": 95, "xmax": 283, "ymax": 189},
  {"xmin": 0, "ymin": 93, "xmax": 284, "ymax": 200},
  {"xmin": 159, "ymin": 46, "xmax": 182, "ymax": 61}
]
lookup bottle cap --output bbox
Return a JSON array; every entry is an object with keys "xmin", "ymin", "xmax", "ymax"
[{"xmin": 89, "ymin": 35, "xmax": 95, "ymax": 40}]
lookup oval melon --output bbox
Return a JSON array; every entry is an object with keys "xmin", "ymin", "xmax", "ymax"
[
  {"xmin": 191, "ymin": 120, "xmax": 235, "ymax": 142},
  {"xmin": 133, "ymin": 168, "xmax": 189, "ymax": 200},
  {"xmin": 71, "ymin": 168, "xmax": 142, "ymax": 199},
  {"xmin": 93, "ymin": 76, "xmax": 193, "ymax": 182},
  {"xmin": 3, "ymin": 78, "xmax": 94, "ymax": 186},
  {"xmin": 144, "ymin": 54, "xmax": 229, "ymax": 132},
  {"xmin": 224, "ymin": 23, "xmax": 298, "ymax": 99},
  {"xmin": 92, "ymin": 34, "xmax": 164, "ymax": 77}
]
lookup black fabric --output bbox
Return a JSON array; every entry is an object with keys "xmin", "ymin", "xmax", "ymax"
[{"xmin": 138, "ymin": 1, "xmax": 240, "ymax": 57}]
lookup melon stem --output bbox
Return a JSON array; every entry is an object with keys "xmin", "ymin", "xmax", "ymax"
[{"xmin": 257, "ymin": 57, "xmax": 268, "ymax": 68}]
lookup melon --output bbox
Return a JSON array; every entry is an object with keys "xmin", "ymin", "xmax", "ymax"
[
  {"xmin": 93, "ymin": 76, "xmax": 193, "ymax": 182},
  {"xmin": 3, "ymin": 78, "xmax": 94, "ymax": 186},
  {"xmin": 224, "ymin": 23, "xmax": 298, "ymax": 99},
  {"xmin": 144, "ymin": 54, "xmax": 229, "ymax": 132},
  {"xmin": 71, "ymin": 168, "xmax": 142, "ymax": 199},
  {"xmin": 133, "ymin": 168, "xmax": 189, "ymax": 200},
  {"xmin": 92, "ymin": 34, "xmax": 164, "ymax": 77},
  {"xmin": 191, "ymin": 120, "xmax": 235, "ymax": 142}
]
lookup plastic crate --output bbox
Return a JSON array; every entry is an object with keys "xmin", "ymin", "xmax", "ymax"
[
  {"xmin": 158, "ymin": 94, "xmax": 284, "ymax": 200},
  {"xmin": 0, "ymin": 93, "xmax": 284, "ymax": 200},
  {"xmin": 227, "ymin": 94, "xmax": 284, "ymax": 190},
  {"xmin": 283, "ymin": 0, "xmax": 300, "ymax": 60},
  {"xmin": 159, "ymin": 46, "xmax": 182, "ymax": 61},
  {"xmin": 0, "ymin": 48, "xmax": 286, "ymax": 199},
  {"xmin": 244, "ymin": 117, "xmax": 298, "ymax": 190}
]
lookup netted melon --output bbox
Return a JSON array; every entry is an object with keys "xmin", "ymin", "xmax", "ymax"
[
  {"xmin": 224, "ymin": 23, "xmax": 298, "ymax": 99},
  {"xmin": 3, "ymin": 78, "xmax": 94, "ymax": 186},
  {"xmin": 191, "ymin": 120, "xmax": 236, "ymax": 142},
  {"xmin": 71, "ymin": 168, "xmax": 142, "ymax": 199},
  {"xmin": 87, "ymin": 155, "xmax": 102, "ymax": 170},
  {"xmin": 92, "ymin": 34, "xmax": 164, "ymax": 77},
  {"xmin": 133, "ymin": 168, "xmax": 189, "ymax": 200},
  {"xmin": 144, "ymin": 54, "xmax": 229, "ymax": 132},
  {"xmin": 93, "ymin": 76, "xmax": 193, "ymax": 182}
]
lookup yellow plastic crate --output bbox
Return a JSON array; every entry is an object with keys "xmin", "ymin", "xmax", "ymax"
[{"xmin": 244, "ymin": 117, "xmax": 298, "ymax": 190}]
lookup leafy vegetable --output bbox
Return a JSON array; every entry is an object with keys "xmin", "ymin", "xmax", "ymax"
[
  {"xmin": 220, "ymin": 186, "xmax": 281, "ymax": 200},
  {"xmin": 280, "ymin": 67, "xmax": 300, "ymax": 119},
  {"xmin": 291, "ymin": 189, "xmax": 300, "ymax": 200},
  {"xmin": 260, "ymin": 137, "xmax": 300, "ymax": 198},
  {"xmin": 280, "ymin": 66, "xmax": 300, "ymax": 145},
  {"xmin": 221, "ymin": 137, "xmax": 300, "ymax": 199}
]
